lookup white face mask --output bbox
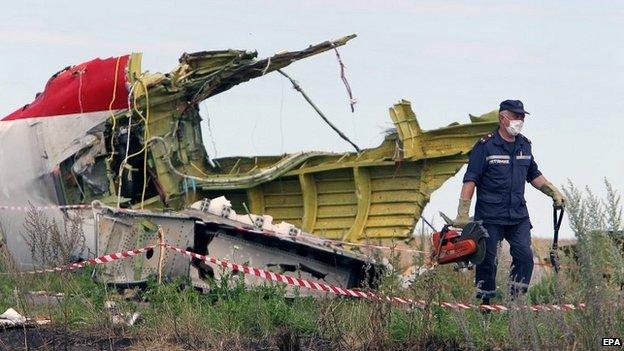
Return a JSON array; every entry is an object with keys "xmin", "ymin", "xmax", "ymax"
[{"xmin": 504, "ymin": 117, "xmax": 524, "ymax": 136}]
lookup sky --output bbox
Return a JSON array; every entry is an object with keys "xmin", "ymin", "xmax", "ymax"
[{"xmin": 1, "ymin": 1, "xmax": 623, "ymax": 239}]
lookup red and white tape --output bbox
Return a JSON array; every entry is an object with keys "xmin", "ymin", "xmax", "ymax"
[
  {"xmin": 0, "ymin": 204, "xmax": 91, "ymax": 211},
  {"xmin": 1, "ymin": 241, "xmax": 590, "ymax": 312},
  {"xmin": 164, "ymin": 244, "xmax": 587, "ymax": 313},
  {"xmin": 8, "ymin": 245, "xmax": 155, "ymax": 275},
  {"xmin": 165, "ymin": 244, "xmax": 375, "ymax": 299},
  {"xmin": 0, "ymin": 203, "xmax": 565, "ymax": 266}
]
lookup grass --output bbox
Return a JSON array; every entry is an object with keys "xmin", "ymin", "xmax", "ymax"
[
  {"xmin": 1, "ymin": 259, "xmax": 620, "ymax": 350},
  {"xmin": 0, "ymin": 180, "xmax": 623, "ymax": 350}
]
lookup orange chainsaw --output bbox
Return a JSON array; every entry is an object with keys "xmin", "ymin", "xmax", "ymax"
[{"xmin": 423, "ymin": 214, "xmax": 489, "ymax": 266}]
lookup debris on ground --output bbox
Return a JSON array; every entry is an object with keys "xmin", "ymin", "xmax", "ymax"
[
  {"xmin": 104, "ymin": 301, "xmax": 142, "ymax": 327},
  {"xmin": 0, "ymin": 308, "xmax": 50, "ymax": 329}
]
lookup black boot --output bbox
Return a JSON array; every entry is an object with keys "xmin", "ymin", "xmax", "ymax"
[{"xmin": 480, "ymin": 297, "xmax": 492, "ymax": 315}]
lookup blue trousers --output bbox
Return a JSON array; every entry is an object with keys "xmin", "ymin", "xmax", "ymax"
[{"xmin": 475, "ymin": 218, "xmax": 534, "ymax": 299}]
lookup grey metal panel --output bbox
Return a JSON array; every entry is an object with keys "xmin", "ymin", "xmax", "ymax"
[
  {"xmin": 199, "ymin": 233, "xmax": 353, "ymax": 297},
  {"xmin": 94, "ymin": 212, "xmax": 193, "ymax": 284}
]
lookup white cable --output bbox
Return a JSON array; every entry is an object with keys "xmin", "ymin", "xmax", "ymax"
[
  {"xmin": 202, "ymin": 101, "xmax": 218, "ymax": 159},
  {"xmin": 261, "ymin": 56, "xmax": 271, "ymax": 76}
]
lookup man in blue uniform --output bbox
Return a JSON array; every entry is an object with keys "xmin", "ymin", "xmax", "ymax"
[{"xmin": 453, "ymin": 99, "xmax": 565, "ymax": 304}]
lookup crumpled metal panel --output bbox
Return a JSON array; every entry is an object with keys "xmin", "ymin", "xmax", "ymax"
[
  {"xmin": 210, "ymin": 101, "xmax": 498, "ymax": 241},
  {"xmin": 94, "ymin": 208, "xmax": 193, "ymax": 284},
  {"xmin": 92, "ymin": 204, "xmax": 376, "ymax": 291}
]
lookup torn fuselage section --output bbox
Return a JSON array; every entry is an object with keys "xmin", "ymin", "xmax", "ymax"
[
  {"xmin": 53, "ymin": 36, "xmax": 359, "ymax": 211},
  {"xmin": 1, "ymin": 34, "xmax": 498, "ymax": 277},
  {"xmin": 42, "ymin": 36, "xmax": 497, "ymax": 247}
]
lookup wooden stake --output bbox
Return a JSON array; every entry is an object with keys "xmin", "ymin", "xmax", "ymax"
[{"xmin": 157, "ymin": 227, "xmax": 164, "ymax": 285}]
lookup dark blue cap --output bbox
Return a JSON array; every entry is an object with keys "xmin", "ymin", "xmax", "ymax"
[{"xmin": 499, "ymin": 100, "xmax": 530, "ymax": 115}]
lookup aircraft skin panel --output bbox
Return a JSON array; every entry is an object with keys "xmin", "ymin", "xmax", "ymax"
[
  {"xmin": 3, "ymin": 55, "xmax": 132, "ymax": 121},
  {"xmin": 177, "ymin": 100, "xmax": 496, "ymax": 243},
  {"xmin": 211, "ymin": 102, "xmax": 496, "ymax": 242},
  {"xmin": 0, "ymin": 54, "xmax": 136, "ymax": 265},
  {"xmin": 298, "ymin": 173, "xmax": 317, "ymax": 232}
]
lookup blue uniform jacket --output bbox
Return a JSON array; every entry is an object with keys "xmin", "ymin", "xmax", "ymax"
[{"xmin": 462, "ymin": 129, "xmax": 542, "ymax": 225}]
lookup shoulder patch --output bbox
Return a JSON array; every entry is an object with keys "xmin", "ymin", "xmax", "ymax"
[
  {"xmin": 520, "ymin": 134, "xmax": 531, "ymax": 144},
  {"xmin": 477, "ymin": 132, "xmax": 494, "ymax": 145}
]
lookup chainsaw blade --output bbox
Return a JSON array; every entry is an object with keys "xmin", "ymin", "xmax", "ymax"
[{"xmin": 457, "ymin": 221, "xmax": 488, "ymax": 265}]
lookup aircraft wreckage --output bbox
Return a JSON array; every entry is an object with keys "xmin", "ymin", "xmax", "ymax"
[{"xmin": 0, "ymin": 35, "xmax": 498, "ymax": 290}]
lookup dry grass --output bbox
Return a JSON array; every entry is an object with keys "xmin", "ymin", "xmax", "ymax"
[{"xmin": 20, "ymin": 205, "xmax": 85, "ymax": 267}]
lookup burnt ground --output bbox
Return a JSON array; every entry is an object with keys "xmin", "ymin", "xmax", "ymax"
[
  {"xmin": 0, "ymin": 326, "xmax": 467, "ymax": 351},
  {"xmin": 0, "ymin": 327, "xmax": 328, "ymax": 351},
  {"xmin": 0, "ymin": 327, "xmax": 134, "ymax": 351}
]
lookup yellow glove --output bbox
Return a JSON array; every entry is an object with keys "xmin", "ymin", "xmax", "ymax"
[
  {"xmin": 539, "ymin": 181, "xmax": 566, "ymax": 208},
  {"xmin": 453, "ymin": 198, "xmax": 471, "ymax": 228}
]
